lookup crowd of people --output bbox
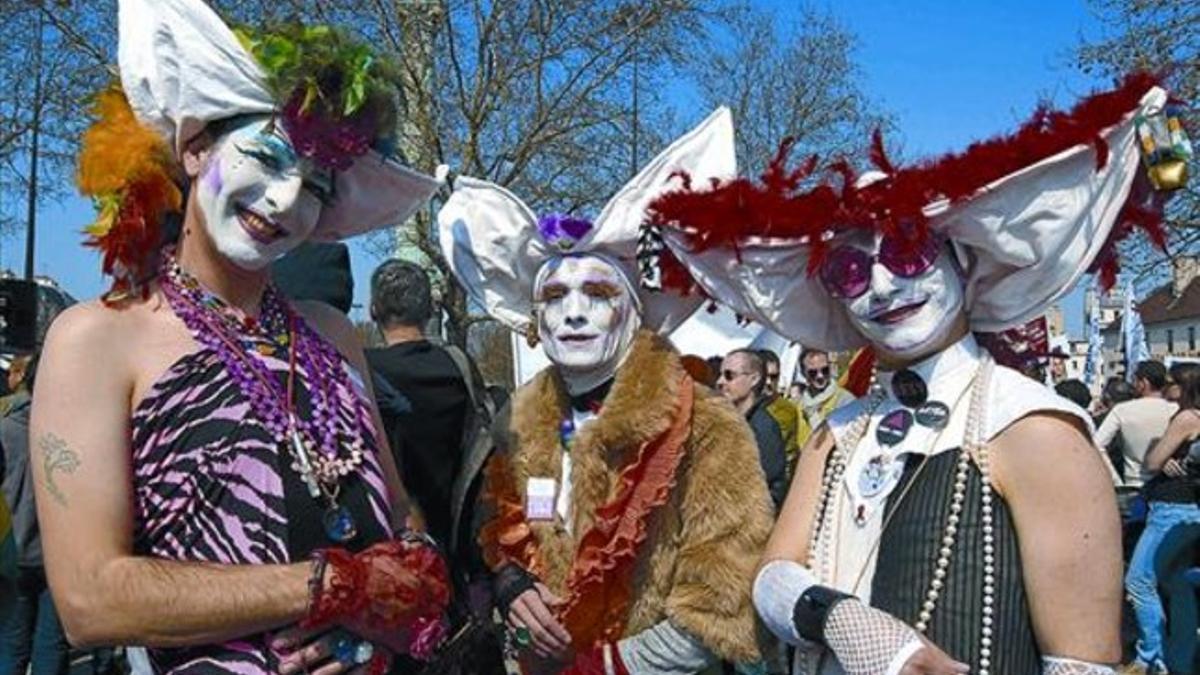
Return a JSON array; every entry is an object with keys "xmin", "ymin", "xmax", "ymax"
[{"xmin": 0, "ymin": 1, "xmax": 1196, "ymax": 674}]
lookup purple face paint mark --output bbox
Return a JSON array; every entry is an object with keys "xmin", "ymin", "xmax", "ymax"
[{"xmin": 203, "ymin": 155, "xmax": 224, "ymax": 196}]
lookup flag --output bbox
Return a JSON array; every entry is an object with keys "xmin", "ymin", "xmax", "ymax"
[
  {"xmin": 1083, "ymin": 282, "xmax": 1104, "ymax": 387},
  {"xmin": 1122, "ymin": 280, "xmax": 1151, "ymax": 382}
]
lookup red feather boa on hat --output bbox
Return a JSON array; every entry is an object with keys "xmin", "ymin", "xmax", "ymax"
[{"xmin": 648, "ymin": 72, "xmax": 1168, "ymax": 293}]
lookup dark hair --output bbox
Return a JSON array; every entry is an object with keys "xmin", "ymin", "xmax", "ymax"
[
  {"xmin": 1134, "ymin": 360, "xmax": 1168, "ymax": 391},
  {"xmin": 1169, "ymin": 362, "xmax": 1200, "ymax": 412},
  {"xmin": 1054, "ymin": 379, "xmax": 1091, "ymax": 410},
  {"xmin": 800, "ymin": 347, "xmax": 829, "ymax": 365},
  {"xmin": 370, "ymin": 259, "xmax": 433, "ymax": 328},
  {"xmin": 1101, "ymin": 377, "xmax": 1135, "ymax": 407},
  {"xmin": 758, "ymin": 349, "xmax": 780, "ymax": 369},
  {"xmin": 728, "ymin": 348, "xmax": 766, "ymax": 396}
]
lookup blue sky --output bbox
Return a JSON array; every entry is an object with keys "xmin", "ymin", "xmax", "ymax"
[{"xmin": 4, "ymin": 0, "xmax": 1113, "ymax": 337}]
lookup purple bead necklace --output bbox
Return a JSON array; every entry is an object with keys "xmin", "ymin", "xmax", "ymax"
[{"xmin": 159, "ymin": 250, "xmax": 372, "ymax": 542}]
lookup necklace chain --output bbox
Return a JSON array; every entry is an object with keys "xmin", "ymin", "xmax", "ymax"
[{"xmin": 159, "ymin": 252, "xmax": 370, "ymax": 499}]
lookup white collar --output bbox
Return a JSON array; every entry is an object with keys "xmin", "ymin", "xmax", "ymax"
[{"xmin": 875, "ymin": 334, "xmax": 982, "ymax": 415}]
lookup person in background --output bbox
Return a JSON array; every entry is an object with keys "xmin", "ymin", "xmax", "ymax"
[
  {"xmin": 787, "ymin": 382, "xmax": 804, "ymax": 401},
  {"xmin": 1124, "ymin": 362, "xmax": 1200, "ymax": 674},
  {"xmin": 0, "ymin": 352, "xmax": 69, "ymax": 675},
  {"xmin": 758, "ymin": 349, "xmax": 800, "ymax": 473},
  {"xmin": 271, "ymin": 241, "xmax": 354, "ymax": 314},
  {"xmin": 1055, "ymin": 378, "xmax": 1093, "ymax": 412},
  {"xmin": 365, "ymin": 259, "xmax": 478, "ymax": 551},
  {"xmin": 1096, "ymin": 377, "xmax": 1137, "ymax": 487},
  {"xmin": 795, "ymin": 347, "xmax": 854, "ymax": 451},
  {"xmin": 1095, "ymin": 361, "xmax": 1177, "ymax": 489},
  {"xmin": 719, "ymin": 349, "xmax": 788, "ymax": 508}
]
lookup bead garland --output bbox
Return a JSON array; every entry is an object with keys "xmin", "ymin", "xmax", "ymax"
[
  {"xmin": 803, "ymin": 357, "xmax": 998, "ymax": 675},
  {"xmin": 160, "ymin": 252, "xmax": 372, "ymax": 531}
]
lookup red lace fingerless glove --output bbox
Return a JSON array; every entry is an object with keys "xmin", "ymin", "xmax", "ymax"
[
  {"xmin": 562, "ymin": 643, "xmax": 629, "ymax": 675},
  {"xmin": 303, "ymin": 537, "xmax": 452, "ymax": 632}
]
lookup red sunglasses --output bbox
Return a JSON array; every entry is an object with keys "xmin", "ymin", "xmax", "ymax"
[{"xmin": 819, "ymin": 237, "xmax": 944, "ymax": 299}]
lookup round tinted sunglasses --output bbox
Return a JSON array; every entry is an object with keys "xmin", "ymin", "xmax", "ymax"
[{"xmin": 818, "ymin": 237, "xmax": 944, "ymax": 299}]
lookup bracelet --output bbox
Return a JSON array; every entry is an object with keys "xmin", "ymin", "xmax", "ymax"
[
  {"xmin": 306, "ymin": 551, "xmax": 329, "ymax": 615},
  {"xmin": 792, "ymin": 584, "xmax": 854, "ymax": 646},
  {"xmin": 302, "ymin": 547, "xmax": 367, "ymax": 629}
]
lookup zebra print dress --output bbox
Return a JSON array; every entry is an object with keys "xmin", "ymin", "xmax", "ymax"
[{"xmin": 130, "ymin": 335, "xmax": 393, "ymax": 673}]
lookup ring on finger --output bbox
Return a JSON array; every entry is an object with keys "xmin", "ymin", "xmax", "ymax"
[
  {"xmin": 330, "ymin": 634, "xmax": 359, "ymax": 668},
  {"xmin": 512, "ymin": 625, "xmax": 533, "ymax": 649}
]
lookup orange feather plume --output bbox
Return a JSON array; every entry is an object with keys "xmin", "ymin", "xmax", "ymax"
[{"xmin": 76, "ymin": 87, "xmax": 182, "ymax": 302}]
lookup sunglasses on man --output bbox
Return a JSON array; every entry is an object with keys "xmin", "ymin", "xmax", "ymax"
[{"xmin": 805, "ymin": 366, "xmax": 830, "ymax": 379}]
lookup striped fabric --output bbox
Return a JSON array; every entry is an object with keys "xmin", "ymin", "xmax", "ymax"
[
  {"xmin": 871, "ymin": 451, "xmax": 1041, "ymax": 674},
  {"xmin": 129, "ymin": 338, "xmax": 393, "ymax": 673}
]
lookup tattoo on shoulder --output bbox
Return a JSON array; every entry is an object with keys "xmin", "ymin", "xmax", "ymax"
[{"xmin": 39, "ymin": 433, "xmax": 81, "ymax": 507}]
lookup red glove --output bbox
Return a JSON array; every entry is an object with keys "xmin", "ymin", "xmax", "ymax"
[{"xmin": 303, "ymin": 538, "xmax": 451, "ymax": 632}]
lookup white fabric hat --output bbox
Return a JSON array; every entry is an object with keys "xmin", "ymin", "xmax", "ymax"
[
  {"xmin": 116, "ymin": 0, "xmax": 439, "ymax": 240},
  {"xmin": 438, "ymin": 107, "xmax": 736, "ymax": 335},
  {"xmin": 662, "ymin": 87, "xmax": 1167, "ymax": 352}
]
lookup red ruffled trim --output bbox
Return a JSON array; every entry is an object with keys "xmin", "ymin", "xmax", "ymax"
[
  {"xmin": 480, "ymin": 377, "xmax": 695, "ymax": 649},
  {"xmin": 559, "ymin": 377, "xmax": 693, "ymax": 649},
  {"xmin": 647, "ymin": 72, "xmax": 1167, "ymax": 294}
]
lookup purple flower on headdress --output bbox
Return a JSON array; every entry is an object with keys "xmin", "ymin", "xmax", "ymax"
[
  {"xmin": 537, "ymin": 213, "xmax": 594, "ymax": 251},
  {"xmin": 280, "ymin": 89, "xmax": 376, "ymax": 171}
]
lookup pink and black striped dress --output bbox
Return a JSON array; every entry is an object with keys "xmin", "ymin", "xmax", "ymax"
[{"xmin": 129, "ymin": 324, "xmax": 393, "ymax": 673}]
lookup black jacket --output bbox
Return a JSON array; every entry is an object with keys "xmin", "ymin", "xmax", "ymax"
[{"xmin": 746, "ymin": 398, "xmax": 788, "ymax": 510}]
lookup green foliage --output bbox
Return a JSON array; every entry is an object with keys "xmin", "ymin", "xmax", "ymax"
[{"xmin": 233, "ymin": 22, "xmax": 399, "ymax": 130}]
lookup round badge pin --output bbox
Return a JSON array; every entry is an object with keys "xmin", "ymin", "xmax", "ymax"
[
  {"xmin": 891, "ymin": 369, "xmax": 928, "ymax": 408},
  {"xmin": 858, "ymin": 454, "xmax": 904, "ymax": 498},
  {"xmin": 915, "ymin": 401, "xmax": 951, "ymax": 430},
  {"xmin": 876, "ymin": 409, "xmax": 913, "ymax": 446}
]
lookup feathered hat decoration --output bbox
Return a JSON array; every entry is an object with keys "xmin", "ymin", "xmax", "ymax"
[
  {"xmin": 646, "ymin": 73, "xmax": 1176, "ymax": 352},
  {"xmin": 75, "ymin": 0, "xmax": 439, "ymax": 302}
]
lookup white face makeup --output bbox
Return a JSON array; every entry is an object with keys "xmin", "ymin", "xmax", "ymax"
[
  {"xmin": 832, "ymin": 233, "xmax": 965, "ymax": 359},
  {"xmin": 195, "ymin": 117, "xmax": 333, "ymax": 270},
  {"xmin": 535, "ymin": 255, "xmax": 641, "ymax": 391}
]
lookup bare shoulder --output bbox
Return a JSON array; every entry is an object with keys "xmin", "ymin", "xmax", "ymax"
[
  {"xmin": 43, "ymin": 299, "xmax": 139, "ymax": 369},
  {"xmin": 991, "ymin": 410, "xmax": 1107, "ymax": 497}
]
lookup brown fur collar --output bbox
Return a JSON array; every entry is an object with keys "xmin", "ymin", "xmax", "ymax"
[{"xmin": 501, "ymin": 330, "xmax": 687, "ymax": 591}]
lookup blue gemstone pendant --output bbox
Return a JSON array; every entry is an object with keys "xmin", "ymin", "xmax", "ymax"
[{"xmin": 323, "ymin": 504, "xmax": 358, "ymax": 543}]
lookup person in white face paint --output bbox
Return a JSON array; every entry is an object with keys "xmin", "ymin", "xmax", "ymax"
[
  {"xmin": 439, "ymin": 108, "xmax": 775, "ymax": 674},
  {"xmin": 652, "ymin": 75, "xmax": 1182, "ymax": 675},
  {"xmin": 31, "ymin": 2, "xmax": 450, "ymax": 674}
]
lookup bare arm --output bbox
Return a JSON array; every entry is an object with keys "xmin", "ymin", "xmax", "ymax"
[
  {"xmin": 295, "ymin": 301, "xmax": 415, "ymax": 532},
  {"xmin": 32, "ymin": 305, "xmax": 312, "ymax": 648},
  {"xmin": 992, "ymin": 412, "xmax": 1122, "ymax": 663},
  {"xmin": 1144, "ymin": 410, "xmax": 1200, "ymax": 473},
  {"xmin": 760, "ymin": 425, "xmax": 836, "ymax": 568}
]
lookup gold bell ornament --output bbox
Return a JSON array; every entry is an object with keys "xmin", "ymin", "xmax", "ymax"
[{"xmin": 1136, "ymin": 103, "xmax": 1193, "ymax": 191}]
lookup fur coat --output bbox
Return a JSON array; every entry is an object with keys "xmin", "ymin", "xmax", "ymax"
[{"xmin": 480, "ymin": 330, "xmax": 773, "ymax": 662}]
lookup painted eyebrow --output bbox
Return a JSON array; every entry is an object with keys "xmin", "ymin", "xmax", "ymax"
[
  {"xmin": 536, "ymin": 283, "xmax": 569, "ymax": 300},
  {"xmin": 581, "ymin": 280, "xmax": 622, "ymax": 298}
]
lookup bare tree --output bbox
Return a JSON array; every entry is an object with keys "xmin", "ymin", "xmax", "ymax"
[
  {"xmin": 692, "ymin": 3, "xmax": 889, "ymax": 177},
  {"xmin": 0, "ymin": 0, "xmax": 886, "ymax": 372},
  {"xmin": 1078, "ymin": 0, "xmax": 1200, "ymax": 289}
]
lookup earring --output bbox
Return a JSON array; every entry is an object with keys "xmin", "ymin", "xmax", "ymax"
[{"xmin": 525, "ymin": 311, "xmax": 540, "ymax": 348}]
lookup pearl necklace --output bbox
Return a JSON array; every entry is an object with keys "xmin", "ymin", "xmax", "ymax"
[{"xmin": 803, "ymin": 357, "xmax": 997, "ymax": 675}]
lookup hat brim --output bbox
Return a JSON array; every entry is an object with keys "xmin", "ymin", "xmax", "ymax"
[{"xmin": 310, "ymin": 150, "xmax": 441, "ymax": 241}]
